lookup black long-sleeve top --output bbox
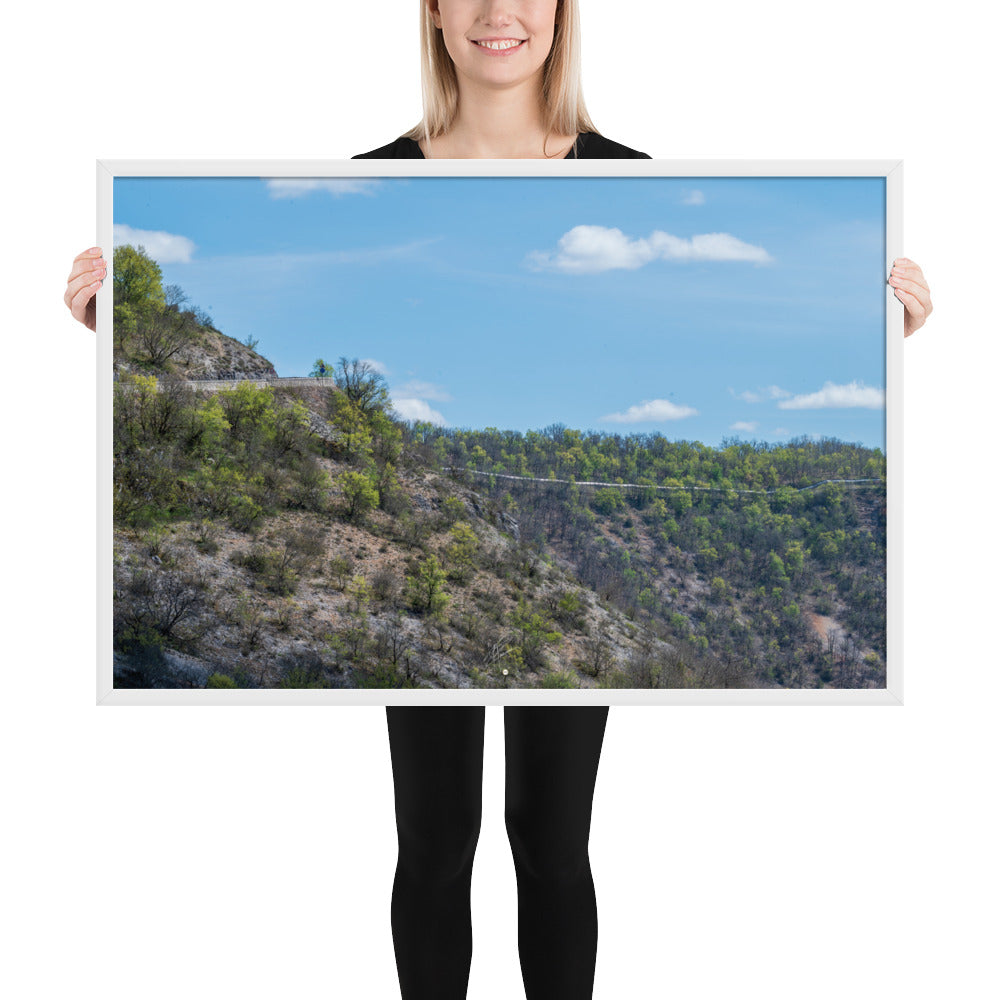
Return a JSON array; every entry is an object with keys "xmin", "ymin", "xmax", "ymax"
[{"xmin": 351, "ymin": 131, "xmax": 651, "ymax": 160}]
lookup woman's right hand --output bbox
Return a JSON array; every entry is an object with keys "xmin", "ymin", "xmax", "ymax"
[{"xmin": 65, "ymin": 247, "xmax": 107, "ymax": 331}]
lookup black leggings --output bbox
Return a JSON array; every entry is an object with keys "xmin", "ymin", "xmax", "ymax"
[{"xmin": 386, "ymin": 705, "xmax": 610, "ymax": 1000}]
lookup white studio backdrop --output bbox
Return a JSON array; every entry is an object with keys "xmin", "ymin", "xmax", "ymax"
[{"xmin": 2, "ymin": 2, "xmax": 996, "ymax": 999}]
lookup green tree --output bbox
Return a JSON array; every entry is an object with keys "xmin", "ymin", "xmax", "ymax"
[
  {"xmin": 113, "ymin": 244, "xmax": 167, "ymax": 348},
  {"xmin": 441, "ymin": 496, "xmax": 466, "ymax": 525},
  {"xmin": 346, "ymin": 574, "xmax": 373, "ymax": 615},
  {"xmin": 331, "ymin": 393, "xmax": 372, "ymax": 462},
  {"xmin": 406, "ymin": 555, "xmax": 449, "ymax": 615},
  {"xmin": 445, "ymin": 521, "xmax": 478, "ymax": 581},
  {"xmin": 592, "ymin": 487, "xmax": 625, "ymax": 515},
  {"xmin": 114, "ymin": 244, "xmax": 166, "ymax": 314},
  {"xmin": 766, "ymin": 550, "xmax": 789, "ymax": 584},
  {"xmin": 337, "ymin": 470, "xmax": 379, "ymax": 521},
  {"xmin": 184, "ymin": 394, "xmax": 231, "ymax": 459},
  {"xmin": 217, "ymin": 381, "xmax": 276, "ymax": 443},
  {"xmin": 784, "ymin": 540, "xmax": 806, "ymax": 575},
  {"xmin": 369, "ymin": 408, "xmax": 403, "ymax": 466},
  {"xmin": 510, "ymin": 598, "xmax": 561, "ymax": 668},
  {"xmin": 311, "ymin": 358, "xmax": 335, "ymax": 378}
]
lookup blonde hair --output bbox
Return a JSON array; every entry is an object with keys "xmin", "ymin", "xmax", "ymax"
[{"xmin": 401, "ymin": 0, "xmax": 601, "ymax": 157}]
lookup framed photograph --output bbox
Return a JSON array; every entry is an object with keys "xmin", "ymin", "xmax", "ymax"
[{"xmin": 97, "ymin": 158, "xmax": 902, "ymax": 705}]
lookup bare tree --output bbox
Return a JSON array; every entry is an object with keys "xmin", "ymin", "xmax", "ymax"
[
  {"xmin": 334, "ymin": 356, "xmax": 390, "ymax": 416},
  {"xmin": 163, "ymin": 284, "xmax": 189, "ymax": 309},
  {"xmin": 374, "ymin": 612, "xmax": 411, "ymax": 668},
  {"xmin": 580, "ymin": 632, "xmax": 614, "ymax": 679},
  {"xmin": 115, "ymin": 563, "xmax": 207, "ymax": 641},
  {"xmin": 135, "ymin": 306, "xmax": 198, "ymax": 367}
]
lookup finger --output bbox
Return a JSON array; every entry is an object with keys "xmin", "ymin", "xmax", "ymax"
[
  {"xmin": 67, "ymin": 252, "xmax": 107, "ymax": 284},
  {"xmin": 69, "ymin": 246, "xmax": 103, "ymax": 269},
  {"xmin": 66, "ymin": 250, "xmax": 107, "ymax": 289},
  {"xmin": 887, "ymin": 275, "xmax": 927, "ymax": 298},
  {"xmin": 68, "ymin": 277, "xmax": 102, "ymax": 324},
  {"xmin": 892, "ymin": 286, "xmax": 928, "ymax": 322},
  {"xmin": 890, "ymin": 259, "xmax": 929, "ymax": 293},
  {"xmin": 64, "ymin": 266, "xmax": 105, "ymax": 312},
  {"xmin": 888, "ymin": 275, "xmax": 933, "ymax": 316},
  {"xmin": 66, "ymin": 257, "xmax": 108, "ymax": 296}
]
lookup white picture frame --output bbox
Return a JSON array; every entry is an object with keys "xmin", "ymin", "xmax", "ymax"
[{"xmin": 97, "ymin": 157, "xmax": 903, "ymax": 705}]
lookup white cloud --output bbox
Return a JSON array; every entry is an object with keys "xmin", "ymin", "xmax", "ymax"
[
  {"xmin": 391, "ymin": 380, "xmax": 452, "ymax": 402},
  {"xmin": 730, "ymin": 421, "xmax": 758, "ymax": 432},
  {"xmin": 682, "ymin": 189, "xmax": 705, "ymax": 206},
  {"xmin": 390, "ymin": 398, "xmax": 448, "ymax": 426},
  {"xmin": 525, "ymin": 224, "xmax": 772, "ymax": 274},
  {"xmin": 732, "ymin": 384, "xmax": 793, "ymax": 403},
  {"xmin": 778, "ymin": 380, "xmax": 885, "ymax": 410},
  {"xmin": 113, "ymin": 224, "xmax": 196, "ymax": 264},
  {"xmin": 264, "ymin": 178, "xmax": 382, "ymax": 198},
  {"xmin": 599, "ymin": 398, "xmax": 698, "ymax": 423},
  {"xmin": 773, "ymin": 427, "xmax": 791, "ymax": 437},
  {"xmin": 359, "ymin": 358, "xmax": 390, "ymax": 376}
]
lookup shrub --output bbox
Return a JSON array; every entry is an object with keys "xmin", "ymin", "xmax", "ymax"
[
  {"xmin": 337, "ymin": 470, "xmax": 379, "ymax": 522},
  {"xmin": 540, "ymin": 671, "xmax": 579, "ymax": 688},
  {"xmin": 371, "ymin": 564, "xmax": 401, "ymax": 604},
  {"xmin": 441, "ymin": 496, "xmax": 466, "ymax": 525},
  {"xmin": 405, "ymin": 554, "xmax": 449, "ymax": 615},
  {"xmin": 228, "ymin": 494, "xmax": 264, "ymax": 532},
  {"xmin": 206, "ymin": 673, "xmax": 238, "ymax": 688},
  {"xmin": 329, "ymin": 553, "xmax": 355, "ymax": 590}
]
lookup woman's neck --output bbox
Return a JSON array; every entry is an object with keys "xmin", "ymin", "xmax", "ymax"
[{"xmin": 424, "ymin": 79, "xmax": 572, "ymax": 158}]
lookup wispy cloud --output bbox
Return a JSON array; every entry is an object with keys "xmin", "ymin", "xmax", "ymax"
[
  {"xmin": 391, "ymin": 380, "xmax": 452, "ymax": 402},
  {"xmin": 390, "ymin": 398, "xmax": 448, "ymax": 426},
  {"xmin": 730, "ymin": 421, "xmax": 758, "ymax": 432},
  {"xmin": 731, "ymin": 384, "xmax": 793, "ymax": 403},
  {"xmin": 778, "ymin": 380, "xmax": 885, "ymax": 410},
  {"xmin": 264, "ymin": 178, "xmax": 383, "ymax": 199},
  {"xmin": 359, "ymin": 358, "xmax": 390, "ymax": 376},
  {"xmin": 113, "ymin": 224, "xmax": 196, "ymax": 264},
  {"xmin": 681, "ymin": 190, "xmax": 705, "ymax": 206},
  {"xmin": 525, "ymin": 224, "xmax": 772, "ymax": 274},
  {"xmin": 599, "ymin": 398, "xmax": 698, "ymax": 423},
  {"xmin": 189, "ymin": 238, "xmax": 443, "ymax": 274}
]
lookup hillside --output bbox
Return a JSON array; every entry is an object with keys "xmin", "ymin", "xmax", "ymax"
[
  {"xmin": 112, "ymin": 356, "xmax": 886, "ymax": 691},
  {"xmin": 110, "ymin": 246, "xmax": 886, "ymax": 690}
]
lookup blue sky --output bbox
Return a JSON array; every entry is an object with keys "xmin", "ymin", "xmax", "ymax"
[{"xmin": 114, "ymin": 173, "xmax": 886, "ymax": 450}]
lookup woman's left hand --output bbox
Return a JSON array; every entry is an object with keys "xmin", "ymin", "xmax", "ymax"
[{"xmin": 888, "ymin": 258, "xmax": 933, "ymax": 337}]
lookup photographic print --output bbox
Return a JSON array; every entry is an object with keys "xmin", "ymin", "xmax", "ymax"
[{"xmin": 97, "ymin": 160, "xmax": 902, "ymax": 704}]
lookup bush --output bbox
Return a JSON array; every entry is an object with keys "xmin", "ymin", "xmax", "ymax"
[
  {"xmin": 233, "ymin": 544, "xmax": 298, "ymax": 595},
  {"xmin": 371, "ymin": 564, "xmax": 401, "ymax": 604},
  {"xmin": 228, "ymin": 494, "xmax": 264, "ymax": 532},
  {"xmin": 405, "ymin": 555, "xmax": 449, "ymax": 615},
  {"xmin": 337, "ymin": 470, "xmax": 379, "ymax": 522},
  {"xmin": 206, "ymin": 673, "xmax": 238, "ymax": 688},
  {"xmin": 540, "ymin": 671, "xmax": 579, "ymax": 688},
  {"xmin": 114, "ymin": 622, "xmax": 166, "ymax": 662},
  {"xmin": 192, "ymin": 519, "xmax": 219, "ymax": 554},
  {"xmin": 329, "ymin": 553, "xmax": 355, "ymax": 590},
  {"xmin": 553, "ymin": 589, "xmax": 587, "ymax": 630},
  {"xmin": 591, "ymin": 488, "xmax": 625, "ymax": 515}
]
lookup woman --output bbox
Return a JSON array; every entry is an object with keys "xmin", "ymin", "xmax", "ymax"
[{"xmin": 64, "ymin": 2, "xmax": 933, "ymax": 998}]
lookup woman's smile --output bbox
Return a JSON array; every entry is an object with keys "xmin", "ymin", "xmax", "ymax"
[{"xmin": 470, "ymin": 37, "xmax": 527, "ymax": 56}]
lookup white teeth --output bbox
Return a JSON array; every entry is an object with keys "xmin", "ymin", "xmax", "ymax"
[{"xmin": 476, "ymin": 39, "xmax": 523, "ymax": 50}]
